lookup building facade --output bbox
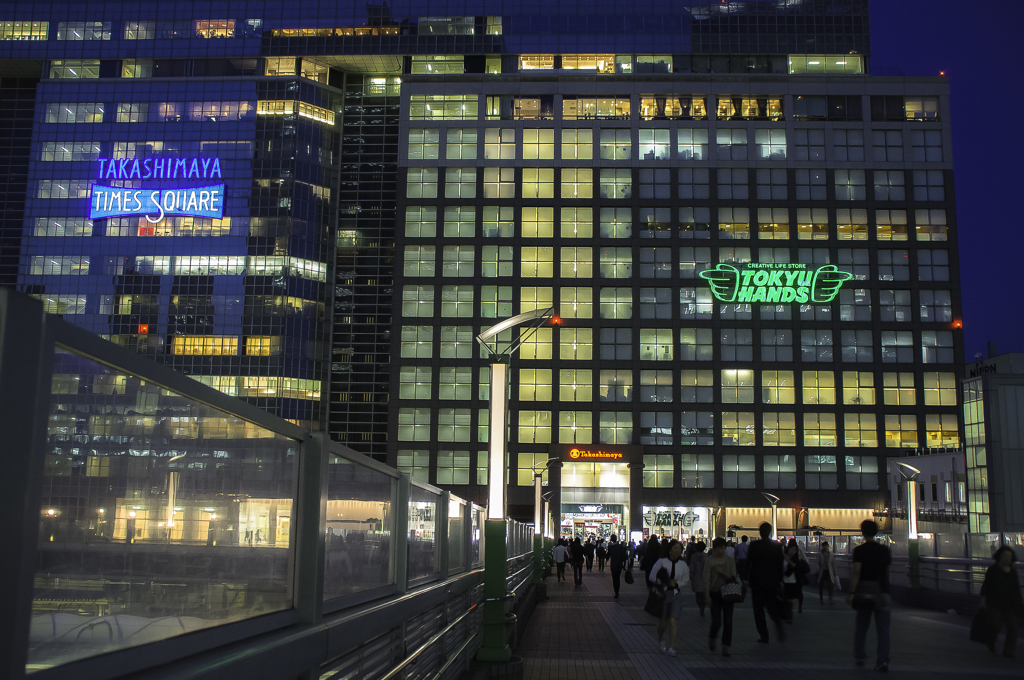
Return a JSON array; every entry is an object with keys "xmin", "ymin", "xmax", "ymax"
[
  {"xmin": 0, "ymin": 0, "xmax": 964, "ymax": 536},
  {"xmin": 963, "ymin": 353, "xmax": 1024, "ymax": 533}
]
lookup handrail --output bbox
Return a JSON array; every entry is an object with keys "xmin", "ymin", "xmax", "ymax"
[
  {"xmin": 429, "ymin": 630, "xmax": 481, "ymax": 680},
  {"xmin": 379, "ymin": 604, "xmax": 478, "ymax": 680}
]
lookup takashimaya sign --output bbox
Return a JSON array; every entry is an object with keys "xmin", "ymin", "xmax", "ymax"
[
  {"xmin": 699, "ymin": 263, "xmax": 852, "ymax": 304},
  {"xmin": 567, "ymin": 448, "xmax": 624, "ymax": 461},
  {"xmin": 89, "ymin": 157, "xmax": 225, "ymax": 223}
]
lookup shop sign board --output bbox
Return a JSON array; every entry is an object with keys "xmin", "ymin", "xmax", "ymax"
[
  {"xmin": 700, "ymin": 263, "xmax": 852, "ymax": 304},
  {"xmin": 89, "ymin": 157, "xmax": 225, "ymax": 222}
]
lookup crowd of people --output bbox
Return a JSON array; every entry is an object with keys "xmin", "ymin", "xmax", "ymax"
[{"xmin": 547, "ymin": 519, "xmax": 1021, "ymax": 670}]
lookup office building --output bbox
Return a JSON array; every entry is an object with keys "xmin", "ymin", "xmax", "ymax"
[{"xmin": 0, "ymin": 0, "xmax": 964, "ymax": 537}]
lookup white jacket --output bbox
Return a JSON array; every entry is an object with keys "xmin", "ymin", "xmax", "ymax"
[{"xmin": 649, "ymin": 557, "xmax": 689, "ymax": 592}]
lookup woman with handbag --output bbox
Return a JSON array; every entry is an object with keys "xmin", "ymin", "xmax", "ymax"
[
  {"xmin": 818, "ymin": 541, "xmax": 837, "ymax": 604},
  {"xmin": 688, "ymin": 541, "xmax": 708, "ymax": 617},
  {"xmin": 979, "ymin": 546, "xmax": 1022, "ymax": 658},
  {"xmin": 650, "ymin": 539, "xmax": 688, "ymax": 657},
  {"xmin": 704, "ymin": 537, "xmax": 739, "ymax": 657},
  {"xmin": 783, "ymin": 539, "xmax": 809, "ymax": 616}
]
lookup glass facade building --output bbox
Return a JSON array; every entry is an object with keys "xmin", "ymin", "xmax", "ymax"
[{"xmin": 0, "ymin": 0, "xmax": 964, "ymax": 536}]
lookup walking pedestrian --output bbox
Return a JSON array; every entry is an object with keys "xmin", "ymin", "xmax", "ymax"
[
  {"xmin": 584, "ymin": 538, "xmax": 595, "ymax": 571},
  {"xmin": 746, "ymin": 523, "xmax": 785, "ymax": 643},
  {"xmin": 818, "ymin": 541, "xmax": 837, "ymax": 604},
  {"xmin": 650, "ymin": 539, "xmax": 688, "ymax": 657},
  {"xmin": 689, "ymin": 541, "xmax": 708, "ymax": 617},
  {"xmin": 705, "ymin": 537, "xmax": 739, "ymax": 657},
  {"xmin": 783, "ymin": 539, "xmax": 809, "ymax": 616},
  {"xmin": 597, "ymin": 537, "xmax": 608, "ymax": 571},
  {"xmin": 980, "ymin": 546, "xmax": 1022, "ymax": 658},
  {"xmin": 628, "ymin": 539, "xmax": 637, "ymax": 570},
  {"xmin": 641, "ymin": 535, "xmax": 661, "ymax": 589},
  {"xmin": 570, "ymin": 537, "xmax": 585, "ymax": 587},
  {"xmin": 608, "ymin": 534, "xmax": 627, "ymax": 597},
  {"xmin": 553, "ymin": 538, "xmax": 568, "ymax": 582},
  {"xmin": 847, "ymin": 519, "xmax": 891, "ymax": 672},
  {"xmin": 735, "ymin": 535, "xmax": 750, "ymax": 578}
]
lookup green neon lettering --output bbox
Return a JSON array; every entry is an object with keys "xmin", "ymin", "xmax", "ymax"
[
  {"xmin": 796, "ymin": 287, "xmax": 809, "ymax": 303},
  {"xmin": 784, "ymin": 271, "xmax": 799, "ymax": 286},
  {"xmin": 766, "ymin": 287, "xmax": 782, "ymax": 303},
  {"xmin": 751, "ymin": 287, "xmax": 767, "ymax": 302},
  {"xmin": 738, "ymin": 287, "xmax": 754, "ymax": 302},
  {"xmin": 740, "ymin": 270, "xmax": 756, "ymax": 286},
  {"xmin": 753, "ymin": 270, "xmax": 770, "ymax": 286}
]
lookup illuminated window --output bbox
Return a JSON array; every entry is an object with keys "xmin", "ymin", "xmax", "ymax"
[
  {"xmin": 442, "ymin": 246, "xmax": 475, "ymax": 277},
  {"xmin": 788, "ymin": 54, "xmax": 863, "ymax": 75},
  {"xmin": 915, "ymin": 209, "xmax": 947, "ymax": 242},
  {"xmin": 802, "ymin": 371, "xmax": 835, "ymax": 405},
  {"xmin": 520, "ymin": 286, "xmax": 553, "ymax": 313},
  {"xmin": 245, "ymin": 336, "xmax": 282, "ymax": 356},
  {"xmin": 264, "ymin": 57, "xmax": 296, "ymax": 75},
  {"xmin": 924, "ymin": 372, "xmax": 957, "ymax": 406},
  {"xmin": 195, "ymin": 20, "xmax": 235, "ymax": 38},
  {"xmin": 844, "ymin": 414, "xmax": 878, "ymax": 448},
  {"xmin": 1, "ymin": 21, "xmax": 47, "ymax": 40},
  {"xmin": 520, "ymin": 247, "xmax": 553, "ymax": 277},
  {"xmin": 437, "ymin": 451, "xmax": 471, "ymax": 485},
  {"xmin": 409, "ymin": 94, "xmax": 478, "ymax": 121},
  {"xmin": 804, "ymin": 414, "xmax": 837, "ymax": 447},
  {"xmin": 522, "ymin": 128, "xmax": 555, "ymax": 159},
  {"xmin": 883, "ymin": 372, "xmax": 916, "ymax": 405},
  {"xmin": 402, "ymin": 285, "xmax": 434, "ymax": 317},
  {"xmin": 404, "ymin": 245, "xmax": 436, "ymax": 277},
  {"xmin": 518, "ymin": 368, "xmax": 553, "ymax": 402},
  {"xmin": 718, "ymin": 206, "xmax": 750, "ymax": 240},
  {"xmin": 636, "ymin": 370, "xmax": 671, "ymax": 403},
  {"xmin": 446, "ymin": 128, "xmax": 478, "ymax": 160},
  {"xmin": 411, "ymin": 55, "xmax": 464, "ymax": 74},
  {"xmin": 483, "ymin": 206, "xmax": 513, "ymax": 237},
  {"xmin": 519, "ymin": 54, "xmax": 555, "ymax": 70},
  {"xmin": 926, "ymin": 414, "xmax": 959, "ymax": 448},
  {"xmin": 559, "ymin": 287, "xmax": 593, "ymax": 319},
  {"xmin": 599, "ymin": 247, "xmax": 632, "ymax": 278},
  {"xmin": 560, "ymin": 328, "xmax": 593, "ymax": 360},
  {"xmin": 518, "ymin": 411, "xmax": 552, "ymax": 444},
  {"xmin": 600, "ymin": 208, "xmax": 631, "ymax": 238},
  {"xmin": 841, "ymin": 371, "xmax": 875, "ymax": 405},
  {"xmin": 561, "ymin": 129, "xmax": 593, "ymax": 159},
  {"xmin": 484, "ymin": 128, "xmax": 515, "ymax": 159},
  {"xmin": 439, "ymin": 367, "xmax": 473, "ymax": 400},
  {"xmin": 639, "ymin": 129, "xmax": 670, "ymax": 160},
  {"xmin": 755, "ymin": 129, "xmax": 786, "ymax": 159},
  {"xmin": 443, "ymin": 206, "xmax": 474, "ymax": 237},
  {"xmin": 406, "ymin": 168, "xmax": 438, "ymax": 199},
  {"xmin": 44, "ymin": 102, "xmax": 104, "ymax": 123},
  {"xmin": 30, "ymin": 255, "xmax": 89, "ymax": 275},
  {"xmin": 34, "ymin": 294, "xmax": 86, "ymax": 314},
  {"xmin": 796, "ymin": 207, "xmax": 828, "ymax": 240},
  {"xmin": 400, "ymin": 366, "xmax": 432, "ymax": 400},
  {"xmin": 440, "ymin": 285, "xmax": 473, "ymax": 317},
  {"xmin": 599, "ymin": 169, "xmax": 631, "ymax": 199},
  {"xmin": 558, "ymin": 411, "xmax": 593, "ymax": 446},
  {"xmin": 39, "ymin": 142, "xmax": 101, "ymax": 162},
  {"xmin": 759, "ymin": 371, "xmax": 795, "ymax": 405},
  {"xmin": 885, "ymin": 414, "xmax": 918, "ymax": 448},
  {"xmin": 440, "ymin": 326, "xmax": 474, "ymax": 359},
  {"xmin": 600, "ymin": 369, "xmax": 632, "ymax": 400},
  {"xmin": 401, "ymin": 326, "xmax": 433, "ymax": 358},
  {"xmin": 874, "ymin": 208, "xmax": 907, "ymax": 242},
  {"xmin": 560, "ymin": 168, "xmax": 593, "ymax": 199},
  {"xmin": 57, "ymin": 21, "xmax": 111, "ymax": 40},
  {"xmin": 408, "ymin": 128, "xmax": 440, "ymax": 160},
  {"xmin": 643, "ymin": 455, "xmax": 673, "ymax": 488},
  {"xmin": 406, "ymin": 206, "xmax": 437, "ymax": 238},
  {"xmin": 481, "ymin": 245, "xmax": 513, "ymax": 277},
  {"xmin": 522, "ymin": 168, "xmax": 554, "ymax": 199},
  {"xmin": 438, "ymin": 409, "xmax": 472, "ymax": 442},
  {"xmin": 678, "ymin": 369, "xmax": 712, "ymax": 403},
  {"xmin": 721, "ymin": 370, "xmax": 754, "ymax": 404},
  {"xmin": 480, "ymin": 286, "xmax": 512, "ymax": 318},
  {"xmin": 722, "ymin": 412, "xmax": 755, "ymax": 446},
  {"xmin": 563, "ymin": 97, "xmax": 630, "ymax": 120},
  {"xmin": 519, "ymin": 328, "xmax": 552, "ymax": 360},
  {"xmin": 755, "ymin": 207, "xmax": 789, "ymax": 240},
  {"xmin": 762, "ymin": 413, "xmax": 797, "ymax": 446},
  {"xmin": 559, "ymin": 207, "xmax": 592, "ymax": 239},
  {"xmin": 171, "ymin": 336, "xmax": 238, "ymax": 356},
  {"xmin": 445, "ymin": 168, "xmax": 477, "ymax": 199},
  {"xmin": 483, "ymin": 167, "xmax": 514, "ymax": 198}
]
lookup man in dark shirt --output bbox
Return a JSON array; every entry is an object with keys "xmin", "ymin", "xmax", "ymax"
[
  {"xmin": 847, "ymin": 519, "xmax": 891, "ymax": 672},
  {"xmin": 607, "ymin": 535, "xmax": 628, "ymax": 597},
  {"xmin": 745, "ymin": 522, "xmax": 786, "ymax": 643}
]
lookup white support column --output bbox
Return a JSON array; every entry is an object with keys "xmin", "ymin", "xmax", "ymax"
[{"xmin": 487, "ymin": 362, "xmax": 508, "ymax": 520}]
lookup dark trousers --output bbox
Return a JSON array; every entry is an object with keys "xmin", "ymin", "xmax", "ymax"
[
  {"xmin": 989, "ymin": 606, "xmax": 1019, "ymax": 655},
  {"xmin": 751, "ymin": 587, "xmax": 782, "ymax": 642},
  {"xmin": 819, "ymin": 569, "xmax": 834, "ymax": 600},
  {"xmin": 854, "ymin": 594, "xmax": 891, "ymax": 665},
  {"xmin": 572, "ymin": 561, "xmax": 583, "ymax": 585},
  {"xmin": 709, "ymin": 591, "xmax": 734, "ymax": 646},
  {"xmin": 598, "ymin": 556, "xmax": 606, "ymax": 570},
  {"xmin": 612, "ymin": 568, "xmax": 621, "ymax": 595},
  {"xmin": 586, "ymin": 555, "xmax": 593, "ymax": 571},
  {"xmin": 556, "ymin": 561, "xmax": 566, "ymax": 581},
  {"xmin": 695, "ymin": 591, "xmax": 706, "ymax": 613}
]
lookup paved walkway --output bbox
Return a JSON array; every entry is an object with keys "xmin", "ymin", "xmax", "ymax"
[{"xmin": 518, "ymin": 565, "xmax": 1021, "ymax": 679}]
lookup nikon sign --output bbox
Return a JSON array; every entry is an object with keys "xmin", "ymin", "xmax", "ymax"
[{"xmin": 700, "ymin": 263, "xmax": 853, "ymax": 304}]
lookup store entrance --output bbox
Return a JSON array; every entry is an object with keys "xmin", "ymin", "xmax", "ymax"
[{"xmin": 559, "ymin": 461, "xmax": 629, "ymax": 541}]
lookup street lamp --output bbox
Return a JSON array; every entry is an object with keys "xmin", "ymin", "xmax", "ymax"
[
  {"xmin": 762, "ymin": 492, "xmax": 780, "ymax": 541},
  {"xmin": 528, "ymin": 458, "xmax": 560, "ymax": 587},
  {"xmin": 475, "ymin": 307, "xmax": 555, "ymax": 663},
  {"xmin": 894, "ymin": 461, "xmax": 922, "ymax": 589}
]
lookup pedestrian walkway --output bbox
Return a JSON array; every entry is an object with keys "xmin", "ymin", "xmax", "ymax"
[{"xmin": 518, "ymin": 567, "xmax": 1021, "ymax": 679}]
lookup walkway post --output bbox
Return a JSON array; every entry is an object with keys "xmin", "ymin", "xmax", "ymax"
[
  {"xmin": 896, "ymin": 462, "xmax": 922, "ymax": 589},
  {"xmin": 762, "ymin": 492, "xmax": 780, "ymax": 540},
  {"xmin": 532, "ymin": 473, "xmax": 544, "ymax": 586},
  {"xmin": 475, "ymin": 308, "xmax": 555, "ymax": 663}
]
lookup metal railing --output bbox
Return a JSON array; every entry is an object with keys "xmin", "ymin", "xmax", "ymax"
[{"xmin": 0, "ymin": 290, "xmax": 491, "ymax": 680}]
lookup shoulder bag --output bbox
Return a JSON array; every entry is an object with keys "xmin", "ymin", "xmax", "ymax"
[
  {"xmin": 721, "ymin": 577, "xmax": 746, "ymax": 604},
  {"xmin": 624, "ymin": 567, "xmax": 634, "ymax": 585}
]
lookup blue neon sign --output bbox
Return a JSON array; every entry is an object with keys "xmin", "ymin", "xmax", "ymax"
[
  {"xmin": 90, "ymin": 185, "xmax": 225, "ymax": 222},
  {"xmin": 88, "ymin": 156, "xmax": 225, "ymax": 222}
]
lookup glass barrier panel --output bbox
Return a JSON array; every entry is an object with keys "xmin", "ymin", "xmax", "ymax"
[
  {"xmin": 30, "ymin": 348, "xmax": 297, "ymax": 672},
  {"xmin": 408, "ymin": 485, "xmax": 440, "ymax": 581},
  {"xmin": 470, "ymin": 505, "xmax": 483, "ymax": 566},
  {"xmin": 448, "ymin": 497, "xmax": 466, "ymax": 573},
  {"xmin": 935, "ymin": 533, "xmax": 966, "ymax": 558},
  {"xmin": 323, "ymin": 456, "xmax": 395, "ymax": 601},
  {"xmin": 970, "ymin": 533, "xmax": 1002, "ymax": 558}
]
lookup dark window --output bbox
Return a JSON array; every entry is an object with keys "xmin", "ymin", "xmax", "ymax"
[{"xmin": 871, "ymin": 95, "xmax": 904, "ymax": 122}]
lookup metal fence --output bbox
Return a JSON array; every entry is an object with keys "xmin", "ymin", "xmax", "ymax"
[{"xmin": 0, "ymin": 290, "xmax": 493, "ymax": 680}]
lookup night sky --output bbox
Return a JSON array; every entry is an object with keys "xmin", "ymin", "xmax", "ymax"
[{"xmin": 869, "ymin": 1, "xmax": 1024, "ymax": 360}]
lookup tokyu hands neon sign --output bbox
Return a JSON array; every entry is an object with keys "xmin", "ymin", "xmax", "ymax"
[
  {"xmin": 699, "ymin": 263, "xmax": 852, "ymax": 304},
  {"xmin": 88, "ymin": 156, "xmax": 224, "ymax": 223}
]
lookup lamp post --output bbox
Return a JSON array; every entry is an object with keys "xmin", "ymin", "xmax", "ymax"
[
  {"xmin": 762, "ymin": 492, "xmax": 780, "ymax": 541},
  {"xmin": 529, "ymin": 460, "xmax": 559, "ymax": 588},
  {"xmin": 475, "ymin": 308, "xmax": 555, "ymax": 663},
  {"xmin": 895, "ymin": 461, "xmax": 922, "ymax": 589}
]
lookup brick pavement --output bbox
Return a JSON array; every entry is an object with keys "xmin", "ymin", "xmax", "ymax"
[{"xmin": 517, "ymin": 563, "xmax": 1022, "ymax": 679}]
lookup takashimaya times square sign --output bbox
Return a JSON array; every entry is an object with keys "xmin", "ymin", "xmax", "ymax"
[
  {"xmin": 700, "ymin": 263, "xmax": 852, "ymax": 304},
  {"xmin": 89, "ymin": 157, "xmax": 225, "ymax": 222}
]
